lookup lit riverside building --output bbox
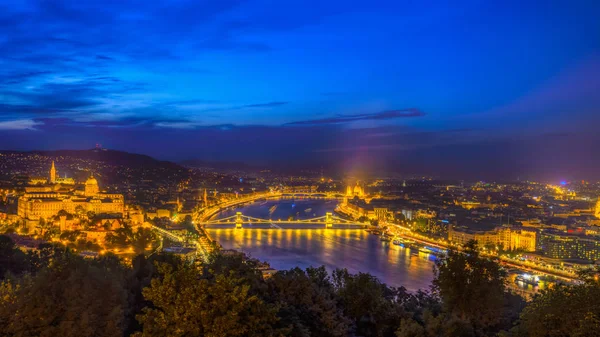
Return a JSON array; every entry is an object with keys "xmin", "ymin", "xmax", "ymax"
[
  {"xmin": 541, "ymin": 233, "xmax": 600, "ymax": 262},
  {"xmin": 448, "ymin": 226, "xmax": 538, "ymax": 252}
]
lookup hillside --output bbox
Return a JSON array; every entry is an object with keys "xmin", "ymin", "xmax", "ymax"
[
  {"xmin": 0, "ymin": 148, "xmax": 184, "ymax": 170},
  {"xmin": 0, "ymin": 148, "xmax": 189, "ymax": 184}
]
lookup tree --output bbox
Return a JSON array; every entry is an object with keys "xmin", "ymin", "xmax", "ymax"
[
  {"xmin": 510, "ymin": 269, "xmax": 600, "ymax": 337},
  {"xmin": 179, "ymin": 215, "xmax": 195, "ymax": 232},
  {"xmin": 59, "ymin": 230, "xmax": 81, "ymax": 243},
  {"xmin": 204, "ymin": 252, "xmax": 264, "ymax": 285},
  {"xmin": 0, "ymin": 235, "xmax": 26, "ymax": 279},
  {"xmin": 86, "ymin": 211, "xmax": 96, "ymax": 219},
  {"xmin": 395, "ymin": 318, "xmax": 426, "ymax": 337},
  {"xmin": 432, "ymin": 240, "xmax": 520, "ymax": 334},
  {"xmin": 332, "ymin": 268, "xmax": 405, "ymax": 337},
  {"xmin": 75, "ymin": 205, "xmax": 86, "ymax": 218},
  {"xmin": 106, "ymin": 224, "xmax": 135, "ymax": 246},
  {"xmin": 0, "ymin": 252, "xmax": 127, "ymax": 337},
  {"xmin": 266, "ymin": 266, "xmax": 351, "ymax": 337},
  {"xmin": 37, "ymin": 217, "xmax": 56, "ymax": 240},
  {"xmin": 134, "ymin": 260, "xmax": 284, "ymax": 337},
  {"xmin": 24, "ymin": 242, "xmax": 63, "ymax": 273},
  {"xmin": 131, "ymin": 228, "xmax": 157, "ymax": 254}
]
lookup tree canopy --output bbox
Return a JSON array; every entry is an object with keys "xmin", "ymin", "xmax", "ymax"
[{"xmin": 0, "ymin": 235, "xmax": 597, "ymax": 337}]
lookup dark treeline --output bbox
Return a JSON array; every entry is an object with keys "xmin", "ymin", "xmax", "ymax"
[{"xmin": 1, "ymin": 236, "xmax": 599, "ymax": 337}]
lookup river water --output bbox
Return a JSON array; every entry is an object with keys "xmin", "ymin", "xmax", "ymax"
[{"xmin": 206, "ymin": 199, "xmax": 436, "ymax": 291}]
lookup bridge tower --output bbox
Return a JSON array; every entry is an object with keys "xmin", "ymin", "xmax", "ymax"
[
  {"xmin": 325, "ymin": 212, "xmax": 333, "ymax": 229},
  {"xmin": 235, "ymin": 212, "xmax": 243, "ymax": 229}
]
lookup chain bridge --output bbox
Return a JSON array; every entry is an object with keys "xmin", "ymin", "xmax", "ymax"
[{"xmin": 197, "ymin": 211, "xmax": 360, "ymax": 229}]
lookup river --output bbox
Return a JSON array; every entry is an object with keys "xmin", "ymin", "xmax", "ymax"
[{"xmin": 206, "ymin": 199, "xmax": 436, "ymax": 291}]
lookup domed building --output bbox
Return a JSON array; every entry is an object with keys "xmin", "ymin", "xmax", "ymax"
[
  {"xmin": 85, "ymin": 175, "xmax": 100, "ymax": 197},
  {"xmin": 346, "ymin": 181, "xmax": 365, "ymax": 198},
  {"xmin": 18, "ymin": 165, "xmax": 124, "ymax": 225}
]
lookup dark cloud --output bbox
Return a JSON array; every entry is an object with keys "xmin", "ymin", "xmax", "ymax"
[
  {"xmin": 286, "ymin": 108, "xmax": 425, "ymax": 125},
  {"xmin": 0, "ymin": 104, "xmax": 71, "ymax": 117},
  {"xmin": 1, "ymin": 121, "xmax": 597, "ymax": 180},
  {"xmin": 32, "ymin": 116, "xmax": 194, "ymax": 129},
  {"xmin": 0, "ymin": 71, "xmax": 52, "ymax": 85}
]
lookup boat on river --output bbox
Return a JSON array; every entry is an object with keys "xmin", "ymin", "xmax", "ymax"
[
  {"xmin": 418, "ymin": 247, "xmax": 431, "ymax": 254},
  {"xmin": 370, "ymin": 228, "xmax": 382, "ymax": 235},
  {"xmin": 515, "ymin": 273, "xmax": 540, "ymax": 286},
  {"xmin": 392, "ymin": 239, "xmax": 405, "ymax": 247},
  {"xmin": 269, "ymin": 205, "xmax": 277, "ymax": 215}
]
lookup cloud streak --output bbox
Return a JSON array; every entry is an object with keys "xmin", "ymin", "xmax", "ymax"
[
  {"xmin": 0, "ymin": 119, "xmax": 42, "ymax": 130},
  {"xmin": 285, "ymin": 108, "xmax": 425, "ymax": 125}
]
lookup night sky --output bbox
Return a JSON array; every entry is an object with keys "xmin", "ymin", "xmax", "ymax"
[{"xmin": 1, "ymin": 1, "xmax": 599, "ymax": 180}]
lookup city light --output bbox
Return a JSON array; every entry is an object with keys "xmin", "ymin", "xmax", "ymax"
[{"xmin": 0, "ymin": 2, "xmax": 597, "ymax": 334}]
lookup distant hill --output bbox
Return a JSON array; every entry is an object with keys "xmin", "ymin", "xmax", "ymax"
[
  {"xmin": 179, "ymin": 158, "xmax": 258, "ymax": 171},
  {"xmin": 0, "ymin": 148, "xmax": 185, "ymax": 171}
]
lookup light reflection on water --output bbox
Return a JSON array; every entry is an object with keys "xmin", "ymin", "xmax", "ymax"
[
  {"xmin": 208, "ymin": 200, "xmax": 544, "ymax": 294},
  {"xmin": 207, "ymin": 199, "xmax": 436, "ymax": 291}
]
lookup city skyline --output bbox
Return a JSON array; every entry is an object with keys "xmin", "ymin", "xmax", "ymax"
[
  {"xmin": 1, "ymin": 1, "xmax": 599, "ymax": 180},
  {"xmin": 2, "ymin": 3, "xmax": 600, "ymax": 335}
]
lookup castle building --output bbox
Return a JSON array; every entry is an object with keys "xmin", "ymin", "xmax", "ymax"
[{"xmin": 18, "ymin": 163, "xmax": 124, "ymax": 222}]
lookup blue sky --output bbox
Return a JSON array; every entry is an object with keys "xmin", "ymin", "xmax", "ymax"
[{"xmin": 1, "ymin": 0, "xmax": 599, "ymax": 179}]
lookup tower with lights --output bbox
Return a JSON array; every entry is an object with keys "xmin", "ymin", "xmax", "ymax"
[{"xmin": 49, "ymin": 161, "xmax": 57, "ymax": 184}]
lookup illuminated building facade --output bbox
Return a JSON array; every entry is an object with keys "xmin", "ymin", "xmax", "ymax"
[
  {"xmin": 85, "ymin": 176, "xmax": 100, "ymax": 196},
  {"xmin": 373, "ymin": 207, "xmax": 390, "ymax": 221},
  {"xmin": 18, "ymin": 164, "xmax": 124, "ymax": 221},
  {"xmin": 18, "ymin": 191, "xmax": 125, "ymax": 221},
  {"xmin": 448, "ymin": 226, "xmax": 537, "ymax": 252},
  {"xmin": 542, "ymin": 233, "xmax": 600, "ymax": 262},
  {"xmin": 29, "ymin": 161, "xmax": 75, "ymax": 185},
  {"xmin": 50, "ymin": 161, "xmax": 56, "ymax": 184},
  {"xmin": 346, "ymin": 181, "xmax": 365, "ymax": 198}
]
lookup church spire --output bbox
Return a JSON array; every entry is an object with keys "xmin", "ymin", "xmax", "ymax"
[{"xmin": 50, "ymin": 161, "xmax": 56, "ymax": 184}]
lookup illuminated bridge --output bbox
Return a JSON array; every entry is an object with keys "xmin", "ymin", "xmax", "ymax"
[
  {"xmin": 195, "ymin": 191, "xmax": 343, "ymax": 223},
  {"xmin": 197, "ymin": 211, "xmax": 361, "ymax": 229}
]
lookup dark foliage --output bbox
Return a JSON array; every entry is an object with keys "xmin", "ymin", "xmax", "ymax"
[{"xmin": 0, "ymin": 235, "xmax": 597, "ymax": 337}]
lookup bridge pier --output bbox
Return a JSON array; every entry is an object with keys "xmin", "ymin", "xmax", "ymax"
[
  {"xmin": 235, "ymin": 212, "xmax": 243, "ymax": 229},
  {"xmin": 325, "ymin": 212, "xmax": 333, "ymax": 229}
]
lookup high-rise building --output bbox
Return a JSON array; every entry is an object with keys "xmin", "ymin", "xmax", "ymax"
[{"xmin": 541, "ymin": 233, "xmax": 600, "ymax": 262}]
